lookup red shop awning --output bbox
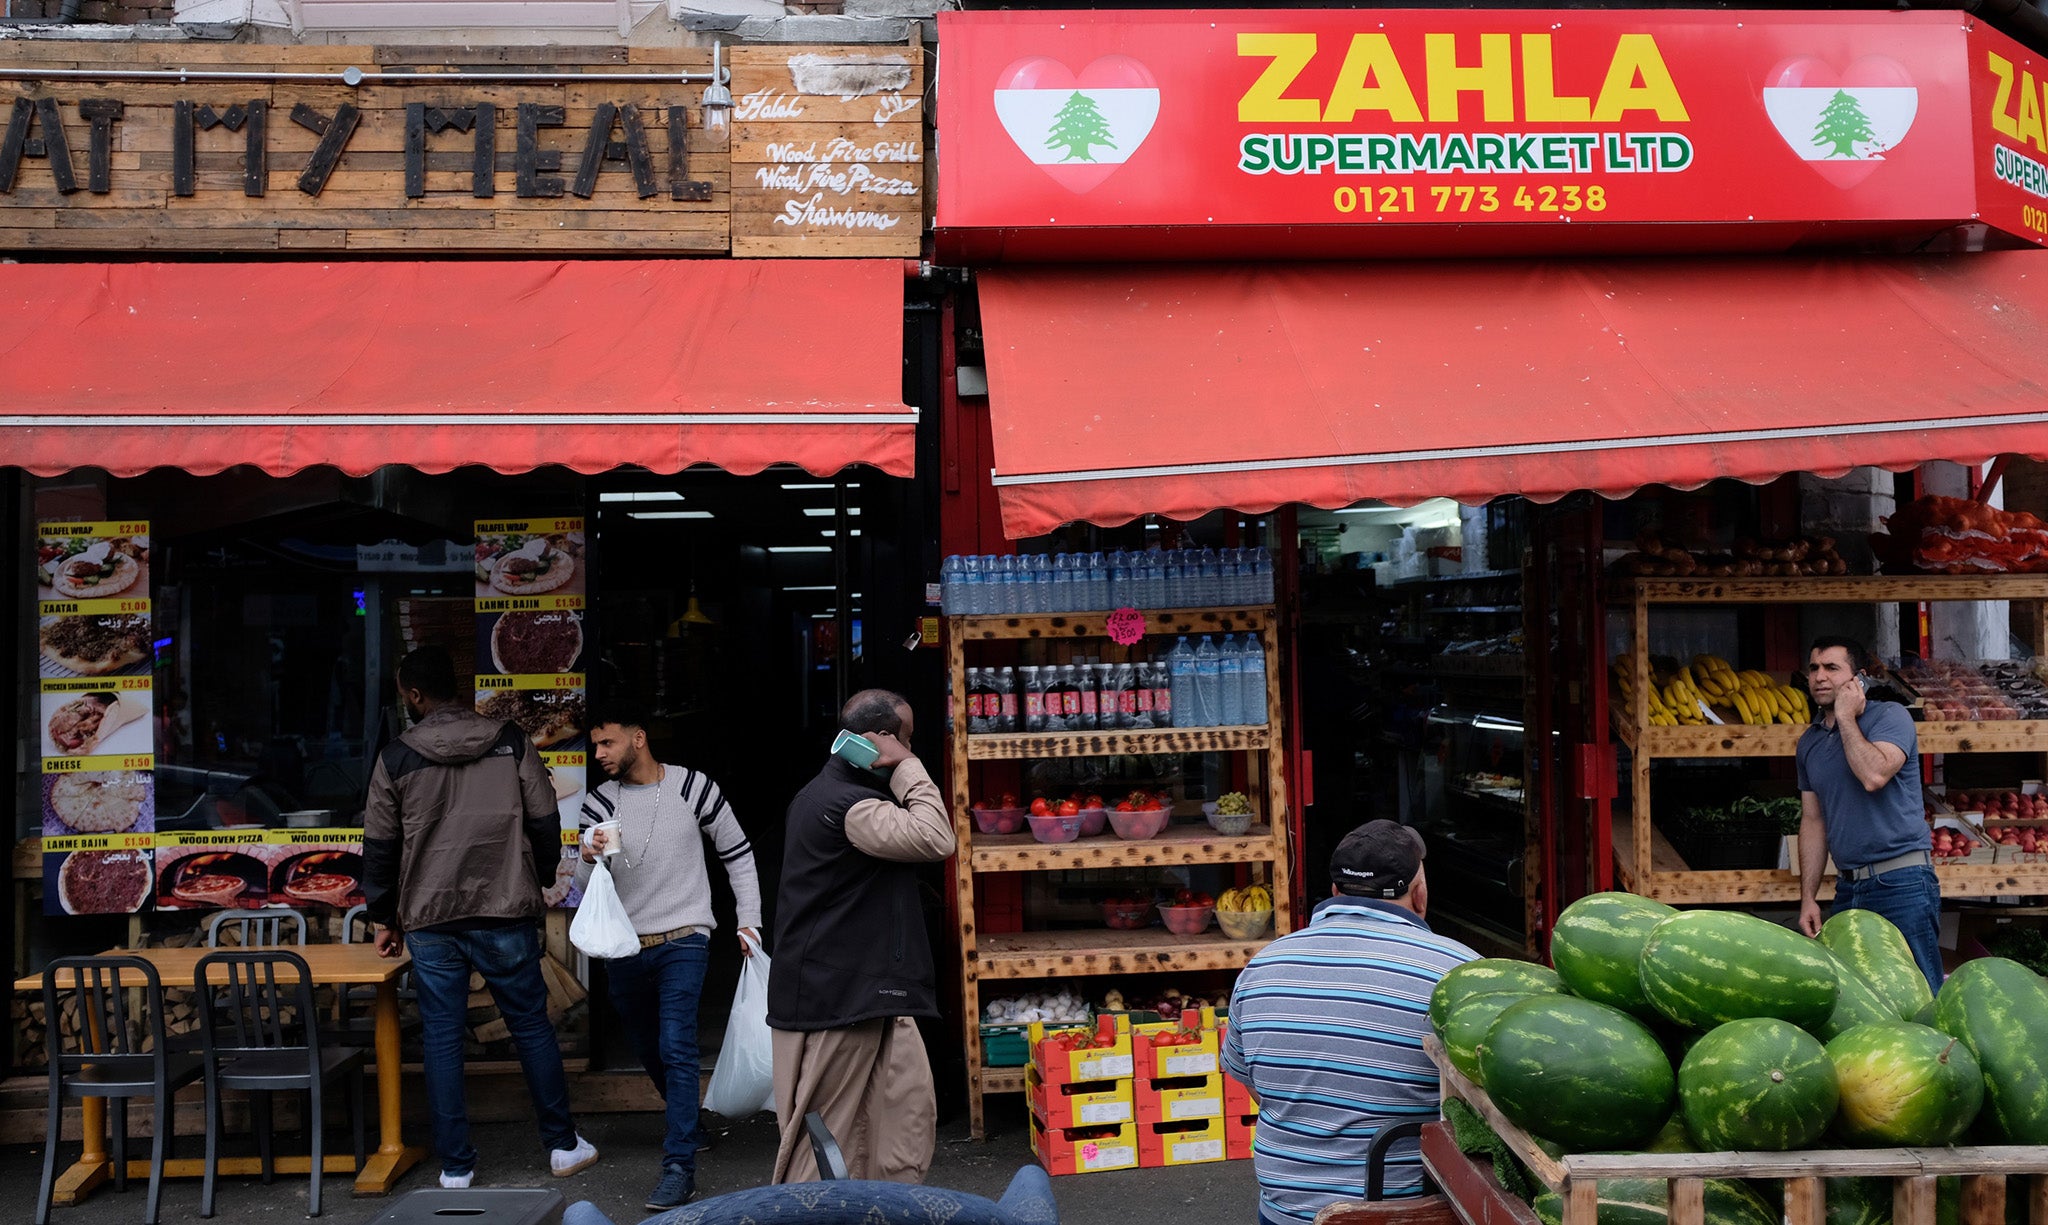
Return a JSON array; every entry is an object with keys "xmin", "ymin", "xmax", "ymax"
[
  {"xmin": 0, "ymin": 259, "xmax": 915, "ymax": 478},
  {"xmin": 978, "ymin": 254, "xmax": 2048, "ymax": 539}
]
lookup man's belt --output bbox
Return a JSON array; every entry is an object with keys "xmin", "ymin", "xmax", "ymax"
[
  {"xmin": 1843, "ymin": 850, "xmax": 1932, "ymax": 882},
  {"xmin": 637, "ymin": 925, "xmax": 706, "ymax": 949}
]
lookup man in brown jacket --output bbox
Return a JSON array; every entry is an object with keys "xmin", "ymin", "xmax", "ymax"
[{"xmin": 364, "ymin": 646, "xmax": 598, "ymax": 1189}]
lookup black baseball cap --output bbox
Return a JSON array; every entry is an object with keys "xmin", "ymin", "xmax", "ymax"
[{"xmin": 1330, "ymin": 820, "xmax": 1427, "ymax": 899}]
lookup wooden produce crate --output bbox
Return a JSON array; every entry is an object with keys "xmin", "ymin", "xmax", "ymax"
[{"xmin": 1425, "ymin": 1036, "xmax": 2048, "ymax": 1225}]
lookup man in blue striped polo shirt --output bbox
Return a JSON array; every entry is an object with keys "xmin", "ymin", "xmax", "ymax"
[{"xmin": 1223, "ymin": 820, "xmax": 1477, "ymax": 1225}]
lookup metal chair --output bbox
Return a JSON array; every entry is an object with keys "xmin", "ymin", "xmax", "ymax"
[
  {"xmin": 194, "ymin": 949, "xmax": 367, "ymax": 1218},
  {"xmin": 37, "ymin": 955, "xmax": 204, "ymax": 1225},
  {"xmin": 804, "ymin": 1111, "xmax": 851, "ymax": 1181},
  {"xmin": 205, "ymin": 909, "xmax": 308, "ymax": 948}
]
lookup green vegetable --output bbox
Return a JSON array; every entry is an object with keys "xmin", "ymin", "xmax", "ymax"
[{"xmin": 1215, "ymin": 791, "xmax": 1252, "ymax": 815}]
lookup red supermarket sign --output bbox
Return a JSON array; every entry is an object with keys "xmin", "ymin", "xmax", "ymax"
[{"xmin": 935, "ymin": 10, "xmax": 2048, "ymax": 258}]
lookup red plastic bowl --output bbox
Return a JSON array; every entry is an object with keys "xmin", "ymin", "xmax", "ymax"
[
  {"xmin": 1101, "ymin": 899, "xmax": 1153, "ymax": 929},
  {"xmin": 1106, "ymin": 808, "xmax": 1171, "ymax": 840},
  {"xmin": 1028, "ymin": 813, "xmax": 1084, "ymax": 843},
  {"xmin": 1159, "ymin": 904, "xmax": 1215, "ymax": 936},
  {"xmin": 1077, "ymin": 807, "xmax": 1109, "ymax": 836},
  {"xmin": 972, "ymin": 807, "xmax": 1027, "ymax": 835}
]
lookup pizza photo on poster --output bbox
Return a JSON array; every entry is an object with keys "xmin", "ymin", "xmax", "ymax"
[
  {"xmin": 477, "ymin": 608, "xmax": 586, "ymax": 675},
  {"xmin": 36, "ymin": 531, "xmax": 149, "ymax": 603},
  {"xmin": 42, "ymin": 770, "xmax": 154, "ymax": 838},
  {"xmin": 154, "ymin": 846, "xmax": 270, "ymax": 910},
  {"xmin": 270, "ymin": 845, "xmax": 365, "ymax": 909},
  {"xmin": 41, "ymin": 687, "xmax": 152, "ymax": 758},
  {"xmin": 39, "ymin": 613, "xmax": 154, "ymax": 679},
  {"xmin": 45, "ymin": 849, "xmax": 154, "ymax": 916},
  {"xmin": 475, "ymin": 526, "xmax": 585, "ymax": 601}
]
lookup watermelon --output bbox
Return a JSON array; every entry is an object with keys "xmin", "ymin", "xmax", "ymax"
[
  {"xmin": 1826, "ymin": 1021, "xmax": 1983, "ymax": 1147},
  {"xmin": 1678, "ymin": 1017, "xmax": 1839, "ymax": 1151},
  {"xmin": 1478, "ymin": 995, "xmax": 1674, "ymax": 1152},
  {"xmin": 1533, "ymin": 1179, "xmax": 1775, "ymax": 1225},
  {"xmin": 1931, "ymin": 956, "xmax": 2048, "ymax": 1143},
  {"xmin": 1827, "ymin": 1177, "xmax": 1974, "ymax": 1225},
  {"xmin": 1442, "ymin": 991, "xmax": 1537, "ymax": 1087},
  {"xmin": 1429, "ymin": 958, "xmax": 1565, "ymax": 1032},
  {"xmin": 1643, "ymin": 1112, "xmax": 1696, "ymax": 1153},
  {"xmin": 1551, "ymin": 892, "xmax": 1679, "ymax": 1018},
  {"xmin": 1813, "ymin": 945, "xmax": 1904, "ymax": 1042},
  {"xmin": 1820, "ymin": 910, "xmax": 1934, "ymax": 1021},
  {"xmin": 1639, "ymin": 910, "xmax": 1839, "ymax": 1032}
]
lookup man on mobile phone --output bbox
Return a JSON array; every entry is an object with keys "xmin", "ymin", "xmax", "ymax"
[
  {"xmin": 767, "ymin": 689, "xmax": 953, "ymax": 1183},
  {"xmin": 574, "ymin": 706, "xmax": 762, "ymax": 1211},
  {"xmin": 1796, "ymin": 636, "xmax": 1942, "ymax": 989}
]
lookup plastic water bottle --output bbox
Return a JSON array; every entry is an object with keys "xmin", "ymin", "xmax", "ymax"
[
  {"xmin": 1197, "ymin": 548, "xmax": 1220, "ymax": 606},
  {"xmin": 1108, "ymin": 551, "xmax": 1131, "ymax": 609},
  {"xmin": 1166, "ymin": 637, "xmax": 1196, "ymax": 728},
  {"xmin": 1145, "ymin": 661, "xmax": 1171, "ymax": 728},
  {"xmin": 1241, "ymin": 633, "xmax": 1267, "ymax": 724},
  {"xmin": 1219, "ymin": 634, "xmax": 1244, "ymax": 726},
  {"xmin": 1050, "ymin": 553, "xmax": 1075, "ymax": 613},
  {"xmin": 1194, "ymin": 636, "xmax": 1222, "ymax": 728},
  {"xmin": 1160, "ymin": 550, "xmax": 1184, "ymax": 609},
  {"xmin": 991, "ymin": 555, "xmax": 1015, "ymax": 614},
  {"xmin": 1087, "ymin": 552, "xmax": 1109, "ymax": 611},
  {"xmin": 1032, "ymin": 555, "xmax": 1054, "ymax": 614},
  {"xmin": 1251, "ymin": 547, "xmax": 1274, "ymax": 603},
  {"xmin": 940, "ymin": 555, "xmax": 962, "ymax": 615},
  {"xmin": 996, "ymin": 667, "xmax": 1018, "ymax": 732}
]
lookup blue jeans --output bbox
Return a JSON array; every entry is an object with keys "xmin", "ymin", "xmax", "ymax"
[
  {"xmin": 606, "ymin": 932, "xmax": 710, "ymax": 1173},
  {"xmin": 407, "ymin": 923, "xmax": 579, "ymax": 1175},
  {"xmin": 1834, "ymin": 863, "xmax": 1944, "ymax": 993},
  {"xmin": 563, "ymin": 1205, "xmax": 617, "ymax": 1225}
]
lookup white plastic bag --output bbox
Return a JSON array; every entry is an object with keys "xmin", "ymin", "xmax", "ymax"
[
  {"xmin": 568, "ymin": 860, "xmax": 641, "ymax": 960},
  {"xmin": 702, "ymin": 931, "xmax": 777, "ymax": 1118}
]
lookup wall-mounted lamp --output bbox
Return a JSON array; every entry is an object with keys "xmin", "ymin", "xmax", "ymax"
[{"xmin": 701, "ymin": 44, "xmax": 733, "ymax": 136}]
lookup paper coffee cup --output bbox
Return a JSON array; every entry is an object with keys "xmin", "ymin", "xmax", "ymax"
[{"xmin": 591, "ymin": 820, "xmax": 622, "ymax": 857}]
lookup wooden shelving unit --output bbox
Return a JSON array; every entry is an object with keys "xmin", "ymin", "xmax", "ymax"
[
  {"xmin": 947, "ymin": 606, "xmax": 1292, "ymax": 1140},
  {"xmin": 1614, "ymin": 576, "xmax": 2048, "ymax": 904}
]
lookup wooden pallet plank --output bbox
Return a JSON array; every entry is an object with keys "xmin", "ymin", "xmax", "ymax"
[
  {"xmin": 1626, "ymin": 576, "xmax": 2048, "ymax": 604},
  {"xmin": 971, "ymin": 928, "xmax": 1272, "ymax": 980},
  {"xmin": 967, "ymin": 824, "xmax": 1282, "ymax": 872},
  {"xmin": 966, "ymin": 726, "xmax": 1273, "ymax": 761}
]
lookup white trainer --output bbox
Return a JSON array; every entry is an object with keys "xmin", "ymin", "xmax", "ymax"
[
  {"xmin": 439, "ymin": 1170, "xmax": 474, "ymax": 1189},
  {"xmin": 550, "ymin": 1134, "xmax": 599, "ymax": 1177}
]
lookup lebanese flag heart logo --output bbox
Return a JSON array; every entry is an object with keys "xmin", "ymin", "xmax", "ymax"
[
  {"xmin": 993, "ymin": 55, "xmax": 1160, "ymax": 194},
  {"xmin": 1762, "ymin": 55, "xmax": 1918, "ymax": 188}
]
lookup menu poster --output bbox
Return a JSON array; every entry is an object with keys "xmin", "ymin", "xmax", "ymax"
[
  {"xmin": 476, "ymin": 517, "xmax": 590, "ymax": 909},
  {"xmin": 543, "ymin": 751, "xmax": 588, "ymax": 908},
  {"xmin": 37, "ymin": 521, "xmax": 157, "ymax": 917}
]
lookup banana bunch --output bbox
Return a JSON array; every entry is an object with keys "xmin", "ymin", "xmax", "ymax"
[
  {"xmin": 1686, "ymin": 655, "xmax": 1811, "ymax": 725},
  {"xmin": 1613, "ymin": 661, "xmax": 1700, "ymax": 726},
  {"xmin": 1218, "ymin": 885, "xmax": 1272, "ymax": 914},
  {"xmin": 1613, "ymin": 656, "xmax": 1812, "ymax": 727}
]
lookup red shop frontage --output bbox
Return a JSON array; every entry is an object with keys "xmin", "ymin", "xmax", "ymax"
[{"xmin": 928, "ymin": 8, "xmax": 2048, "ymax": 1136}]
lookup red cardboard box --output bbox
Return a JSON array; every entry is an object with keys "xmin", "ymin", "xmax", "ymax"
[
  {"xmin": 1134, "ymin": 1073, "xmax": 1224, "ymax": 1125},
  {"xmin": 1226, "ymin": 1113, "xmax": 1257, "ymax": 1162},
  {"xmin": 1029, "ymin": 1112, "xmax": 1139, "ymax": 1176},
  {"xmin": 1138, "ymin": 1115, "xmax": 1228, "ymax": 1168},
  {"xmin": 1132, "ymin": 1009, "xmax": 1221, "ymax": 1080},
  {"xmin": 1223, "ymin": 1073, "xmax": 1257, "ymax": 1116},
  {"xmin": 1026, "ymin": 1065, "xmax": 1134, "ymax": 1129}
]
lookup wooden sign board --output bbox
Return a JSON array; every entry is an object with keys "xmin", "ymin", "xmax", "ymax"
[
  {"xmin": 0, "ymin": 42, "xmax": 925, "ymax": 256},
  {"xmin": 728, "ymin": 45, "xmax": 924, "ymax": 258}
]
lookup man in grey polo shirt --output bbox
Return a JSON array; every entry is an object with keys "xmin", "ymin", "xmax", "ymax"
[{"xmin": 1795, "ymin": 635, "xmax": 1941, "ymax": 989}]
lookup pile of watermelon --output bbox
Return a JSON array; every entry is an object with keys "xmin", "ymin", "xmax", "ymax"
[{"xmin": 1429, "ymin": 894, "xmax": 2048, "ymax": 1168}]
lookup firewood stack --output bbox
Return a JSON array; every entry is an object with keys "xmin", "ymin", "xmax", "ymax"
[{"xmin": 468, "ymin": 955, "xmax": 586, "ymax": 1048}]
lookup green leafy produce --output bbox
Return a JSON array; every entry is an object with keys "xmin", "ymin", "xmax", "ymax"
[
  {"xmin": 1215, "ymin": 791, "xmax": 1253, "ymax": 816},
  {"xmin": 1982, "ymin": 927, "xmax": 2048, "ymax": 978}
]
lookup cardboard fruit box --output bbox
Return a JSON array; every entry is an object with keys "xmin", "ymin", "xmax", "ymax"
[
  {"xmin": 1135, "ymin": 1072, "xmax": 1224, "ymax": 1124},
  {"xmin": 1224, "ymin": 1072, "xmax": 1258, "ymax": 1117},
  {"xmin": 1132, "ymin": 1008, "xmax": 1221, "ymax": 1079},
  {"xmin": 1138, "ymin": 1115, "xmax": 1228, "ymax": 1168},
  {"xmin": 1026, "ymin": 1064, "xmax": 1134, "ymax": 1129},
  {"xmin": 1029, "ymin": 1016, "xmax": 1134, "ymax": 1090},
  {"xmin": 1029, "ymin": 1112, "xmax": 1138, "ymax": 1177},
  {"xmin": 1226, "ymin": 1112, "xmax": 1257, "ymax": 1162}
]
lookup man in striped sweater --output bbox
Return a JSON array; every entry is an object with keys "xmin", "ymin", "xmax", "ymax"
[
  {"xmin": 1223, "ymin": 820, "xmax": 1477, "ymax": 1225},
  {"xmin": 574, "ymin": 706, "xmax": 762, "ymax": 1211}
]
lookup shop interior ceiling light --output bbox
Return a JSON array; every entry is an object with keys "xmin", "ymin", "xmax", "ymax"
[
  {"xmin": 627, "ymin": 511, "xmax": 713, "ymax": 519},
  {"xmin": 801, "ymin": 507, "xmax": 860, "ymax": 516},
  {"xmin": 768, "ymin": 546, "xmax": 832, "ymax": 553},
  {"xmin": 599, "ymin": 491, "xmax": 686, "ymax": 503}
]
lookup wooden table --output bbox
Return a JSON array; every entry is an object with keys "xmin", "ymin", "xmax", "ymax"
[{"xmin": 14, "ymin": 943, "xmax": 425, "ymax": 1200}]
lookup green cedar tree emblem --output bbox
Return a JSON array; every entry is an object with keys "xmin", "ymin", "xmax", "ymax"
[
  {"xmin": 1045, "ymin": 91, "xmax": 1117, "ymax": 163},
  {"xmin": 1812, "ymin": 89, "xmax": 1878, "ymax": 159}
]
